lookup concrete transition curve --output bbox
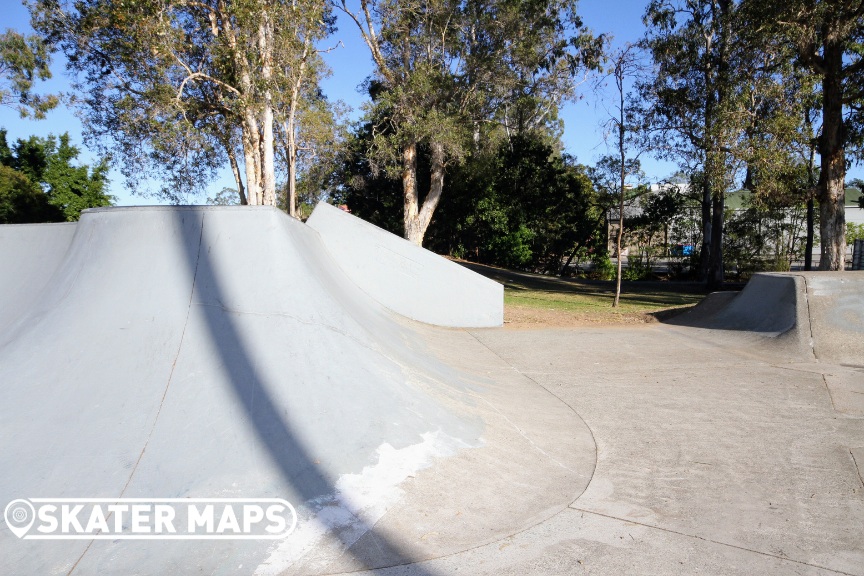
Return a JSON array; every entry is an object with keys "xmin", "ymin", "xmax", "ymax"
[
  {"xmin": 665, "ymin": 271, "xmax": 864, "ymax": 365},
  {"xmin": 0, "ymin": 206, "xmax": 595, "ymax": 575},
  {"xmin": 306, "ymin": 201, "xmax": 503, "ymax": 328}
]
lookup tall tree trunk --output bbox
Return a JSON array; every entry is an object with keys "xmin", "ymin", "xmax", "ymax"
[
  {"xmin": 242, "ymin": 117, "xmax": 262, "ymax": 205},
  {"xmin": 419, "ymin": 140, "xmax": 446, "ymax": 238},
  {"xmin": 286, "ymin": 115, "xmax": 298, "ymax": 218},
  {"xmin": 699, "ymin": 180, "xmax": 712, "ymax": 282},
  {"xmin": 403, "ymin": 141, "xmax": 445, "ymax": 246},
  {"xmin": 708, "ymin": 192, "xmax": 725, "ymax": 290},
  {"xmin": 707, "ymin": 0, "xmax": 730, "ymax": 290},
  {"xmin": 258, "ymin": 12, "xmax": 276, "ymax": 206},
  {"xmin": 805, "ymin": 198, "xmax": 815, "ymax": 269},
  {"xmin": 222, "ymin": 2, "xmax": 261, "ymax": 205},
  {"xmin": 260, "ymin": 102, "xmax": 276, "ymax": 206},
  {"xmin": 805, "ymin": 138, "xmax": 816, "ymax": 271},
  {"xmin": 284, "ymin": 39, "xmax": 310, "ymax": 218},
  {"xmin": 818, "ymin": 40, "xmax": 847, "ymax": 271},
  {"xmin": 402, "ymin": 141, "xmax": 421, "ymax": 243},
  {"xmin": 613, "ymin": 52, "xmax": 628, "ymax": 307},
  {"xmin": 225, "ymin": 143, "xmax": 248, "ymax": 205}
]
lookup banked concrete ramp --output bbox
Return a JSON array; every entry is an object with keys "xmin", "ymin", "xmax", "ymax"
[
  {"xmin": 307, "ymin": 202, "xmax": 503, "ymax": 327},
  {"xmin": 0, "ymin": 222, "xmax": 76, "ymax": 336},
  {"xmin": 665, "ymin": 271, "xmax": 864, "ymax": 365},
  {"xmin": 0, "ymin": 206, "xmax": 594, "ymax": 575}
]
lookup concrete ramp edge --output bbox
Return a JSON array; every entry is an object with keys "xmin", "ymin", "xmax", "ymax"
[
  {"xmin": 306, "ymin": 201, "xmax": 504, "ymax": 328},
  {"xmin": 664, "ymin": 271, "xmax": 864, "ymax": 365}
]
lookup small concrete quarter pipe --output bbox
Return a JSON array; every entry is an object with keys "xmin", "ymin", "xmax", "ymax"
[{"xmin": 664, "ymin": 271, "xmax": 864, "ymax": 365}]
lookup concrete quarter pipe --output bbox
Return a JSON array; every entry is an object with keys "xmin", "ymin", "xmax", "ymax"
[
  {"xmin": 0, "ymin": 205, "xmax": 595, "ymax": 575},
  {"xmin": 665, "ymin": 270, "xmax": 864, "ymax": 365}
]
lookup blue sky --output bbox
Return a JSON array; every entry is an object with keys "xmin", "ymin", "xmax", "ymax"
[{"xmin": 2, "ymin": 0, "xmax": 840, "ymax": 205}]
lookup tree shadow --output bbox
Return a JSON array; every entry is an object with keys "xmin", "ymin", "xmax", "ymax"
[{"xmin": 178, "ymin": 209, "xmax": 438, "ymax": 574}]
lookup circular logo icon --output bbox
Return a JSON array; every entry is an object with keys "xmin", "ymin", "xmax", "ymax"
[{"xmin": 4, "ymin": 499, "xmax": 35, "ymax": 538}]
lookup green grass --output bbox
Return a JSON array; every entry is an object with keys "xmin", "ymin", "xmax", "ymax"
[
  {"xmin": 504, "ymin": 286, "xmax": 702, "ymax": 314},
  {"xmin": 459, "ymin": 261, "xmax": 708, "ymax": 321}
]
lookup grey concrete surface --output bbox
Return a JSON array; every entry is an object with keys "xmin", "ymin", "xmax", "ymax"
[
  {"xmin": 0, "ymin": 222, "xmax": 76, "ymax": 338},
  {"xmin": 357, "ymin": 324, "xmax": 864, "ymax": 576},
  {"xmin": 667, "ymin": 271, "xmax": 864, "ymax": 365},
  {"xmin": 1, "ymin": 209, "xmax": 862, "ymax": 575},
  {"xmin": 307, "ymin": 202, "xmax": 503, "ymax": 328},
  {"xmin": 0, "ymin": 207, "xmax": 577, "ymax": 575},
  {"xmin": 803, "ymin": 273, "xmax": 864, "ymax": 365}
]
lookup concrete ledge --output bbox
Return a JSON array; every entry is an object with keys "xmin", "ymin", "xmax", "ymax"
[{"xmin": 306, "ymin": 201, "xmax": 503, "ymax": 327}]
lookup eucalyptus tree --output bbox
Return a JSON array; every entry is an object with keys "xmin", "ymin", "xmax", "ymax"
[
  {"xmin": 640, "ymin": 0, "xmax": 743, "ymax": 289},
  {"xmin": 339, "ymin": 0, "xmax": 602, "ymax": 245},
  {"xmin": 30, "ymin": 0, "xmax": 335, "ymax": 206},
  {"xmin": 459, "ymin": 0, "xmax": 604, "ymax": 147},
  {"xmin": 741, "ymin": 0, "xmax": 864, "ymax": 270},
  {"xmin": 338, "ymin": 0, "xmax": 471, "ymax": 244},
  {"xmin": 279, "ymin": 93, "xmax": 348, "ymax": 216},
  {"xmin": 0, "ymin": 29, "xmax": 59, "ymax": 119},
  {"xmin": 737, "ymin": 58, "xmax": 820, "ymax": 270},
  {"xmin": 273, "ymin": 7, "xmax": 336, "ymax": 216}
]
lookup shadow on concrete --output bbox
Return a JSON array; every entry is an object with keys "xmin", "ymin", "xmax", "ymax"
[
  {"xmin": 651, "ymin": 291, "xmax": 740, "ymax": 327},
  {"xmin": 178, "ymin": 211, "xmax": 437, "ymax": 574}
]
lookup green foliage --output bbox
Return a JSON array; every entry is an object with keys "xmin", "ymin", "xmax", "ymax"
[
  {"xmin": 0, "ymin": 164, "xmax": 63, "ymax": 223},
  {"xmin": 847, "ymin": 222, "xmax": 864, "ymax": 246},
  {"xmin": 337, "ymin": 129, "xmax": 604, "ymax": 272},
  {"xmin": 623, "ymin": 260, "xmax": 651, "ymax": 281},
  {"xmin": 341, "ymin": 0, "xmax": 605, "ymax": 242},
  {"xmin": 590, "ymin": 253, "xmax": 615, "ymax": 281},
  {"xmin": 331, "ymin": 121, "xmax": 407, "ymax": 235},
  {"xmin": 0, "ymin": 129, "xmax": 112, "ymax": 222},
  {"xmin": 430, "ymin": 135, "xmax": 603, "ymax": 272},
  {"xmin": 207, "ymin": 188, "xmax": 242, "ymax": 206},
  {"xmin": 0, "ymin": 28, "xmax": 59, "ymax": 119},
  {"xmin": 723, "ymin": 195, "xmax": 810, "ymax": 279}
]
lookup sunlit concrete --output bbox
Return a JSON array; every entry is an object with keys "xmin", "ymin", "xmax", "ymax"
[
  {"xmin": 0, "ymin": 207, "xmax": 585, "ymax": 575},
  {"xmin": 0, "ymin": 208, "xmax": 861, "ymax": 576},
  {"xmin": 307, "ymin": 201, "xmax": 503, "ymax": 328}
]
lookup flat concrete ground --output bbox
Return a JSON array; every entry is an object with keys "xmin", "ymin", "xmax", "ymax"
[{"xmin": 364, "ymin": 322, "xmax": 864, "ymax": 575}]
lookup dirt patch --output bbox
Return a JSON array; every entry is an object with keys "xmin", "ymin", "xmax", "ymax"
[{"xmin": 504, "ymin": 303, "xmax": 666, "ymax": 329}]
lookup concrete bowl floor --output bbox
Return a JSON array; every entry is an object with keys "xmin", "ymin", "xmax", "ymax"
[{"xmin": 356, "ymin": 320, "xmax": 864, "ymax": 576}]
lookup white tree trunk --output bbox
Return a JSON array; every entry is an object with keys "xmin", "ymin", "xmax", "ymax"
[
  {"xmin": 242, "ymin": 116, "xmax": 262, "ymax": 205},
  {"xmin": 284, "ymin": 38, "xmax": 310, "ymax": 218},
  {"xmin": 403, "ymin": 141, "xmax": 445, "ymax": 246},
  {"xmin": 285, "ymin": 115, "xmax": 298, "ymax": 218},
  {"xmin": 225, "ymin": 142, "xmax": 248, "ymax": 205},
  {"xmin": 402, "ymin": 142, "xmax": 421, "ymax": 244},
  {"xmin": 258, "ymin": 12, "xmax": 276, "ymax": 206}
]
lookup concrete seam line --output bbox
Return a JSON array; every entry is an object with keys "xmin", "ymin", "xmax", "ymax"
[
  {"xmin": 822, "ymin": 374, "xmax": 841, "ymax": 414},
  {"xmin": 310, "ymin": 329, "xmax": 603, "ymax": 573},
  {"xmin": 850, "ymin": 449, "xmax": 864, "ymax": 490},
  {"xmin": 570, "ymin": 507, "xmax": 859, "ymax": 576},
  {"xmin": 464, "ymin": 329, "xmax": 599, "ymax": 503},
  {"xmin": 797, "ymin": 273, "xmax": 819, "ymax": 361},
  {"xmin": 65, "ymin": 215, "xmax": 206, "ymax": 576}
]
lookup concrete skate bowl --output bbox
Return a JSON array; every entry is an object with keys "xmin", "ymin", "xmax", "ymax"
[
  {"xmin": 0, "ymin": 206, "xmax": 596, "ymax": 575},
  {"xmin": 661, "ymin": 272, "xmax": 864, "ymax": 364}
]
